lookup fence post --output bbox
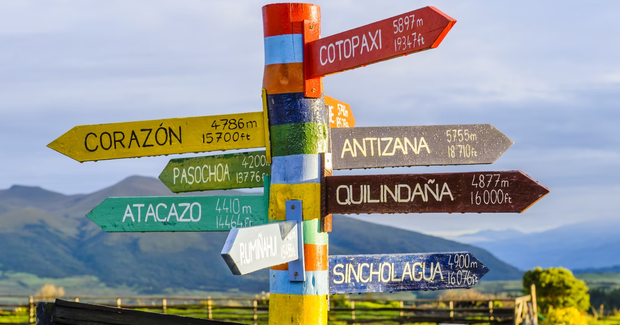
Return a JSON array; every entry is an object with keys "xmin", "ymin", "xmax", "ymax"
[
  {"xmin": 116, "ymin": 298, "xmax": 121, "ymax": 308},
  {"xmin": 399, "ymin": 300, "xmax": 404, "ymax": 317},
  {"xmin": 74, "ymin": 298, "xmax": 79, "ymax": 302},
  {"xmin": 29, "ymin": 296, "xmax": 35, "ymax": 324},
  {"xmin": 207, "ymin": 296, "xmax": 212, "ymax": 320},
  {"xmin": 449, "ymin": 300, "xmax": 454, "ymax": 318},
  {"xmin": 253, "ymin": 300, "xmax": 258, "ymax": 325},
  {"xmin": 162, "ymin": 298, "xmax": 167, "ymax": 314},
  {"xmin": 351, "ymin": 300, "xmax": 355, "ymax": 320},
  {"xmin": 489, "ymin": 300, "xmax": 494, "ymax": 322}
]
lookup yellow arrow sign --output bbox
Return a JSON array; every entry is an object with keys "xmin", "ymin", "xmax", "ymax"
[{"xmin": 48, "ymin": 111, "xmax": 270, "ymax": 162}]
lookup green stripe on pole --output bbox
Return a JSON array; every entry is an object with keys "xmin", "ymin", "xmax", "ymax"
[{"xmin": 270, "ymin": 123, "xmax": 328, "ymax": 156}]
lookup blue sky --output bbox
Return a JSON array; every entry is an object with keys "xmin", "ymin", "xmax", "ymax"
[{"xmin": 1, "ymin": 1, "xmax": 618, "ymax": 236}]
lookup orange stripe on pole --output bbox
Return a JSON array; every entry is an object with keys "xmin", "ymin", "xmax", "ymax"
[
  {"xmin": 270, "ymin": 244, "xmax": 328, "ymax": 271},
  {"xmin": 262, "ymin": 3, "xmax": 320, "ymax": 38},
  {"xmin": 263, "ymin": 63, "xmax": 305, "ymax": 94}
]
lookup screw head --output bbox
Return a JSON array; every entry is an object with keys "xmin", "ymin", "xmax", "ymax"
[
  {"xmin": 291, "ymin": 205, "xmax": 296, "ymax": 210},
  {"xmin": 311, "ymin": 88, "xmax": 316, "ymax": 92},
  {"xmin": 294, "ymin": 272, "xmax": 299, "ymax": 276}
]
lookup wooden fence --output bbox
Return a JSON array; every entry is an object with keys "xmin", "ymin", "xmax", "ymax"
[{"xmin": 0, "ymin": 293, "xmax": 538, "ymax": 325}]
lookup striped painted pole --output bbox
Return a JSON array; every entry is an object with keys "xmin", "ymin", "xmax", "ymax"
[{"xmin": 262, "ymin": 3, "xmax": 329, "ymax": 325}]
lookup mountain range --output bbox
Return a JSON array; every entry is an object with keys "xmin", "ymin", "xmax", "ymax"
[
  {"xmin": 0, "ymin": 176, "xmax": 522, "ymax": 294},
  {"xmin": 452, "ymin": 219, "xmax": 620, "ymax": 271}
]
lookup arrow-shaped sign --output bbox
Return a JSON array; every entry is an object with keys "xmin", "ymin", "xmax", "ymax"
[
  {"xmin": 48, "ymin": 111, "xmax": 270, "ymax": 162},
  {"xmin": 329, "ymin": 252, "xmax": 489, "ymax": 294},
  {"xmin": 221, "ymin": 221, "xmax": 299, "ymax": 275},
  {"xmin": 325, "ymin": 96, "xmax": 355, "ymax": 128},
  {"xmin": 159, "ymin": 150, "xmax": 271, "ymax": 193},
  {"xmin": 308, "ymin": 6, "xmax": 456, "ymax": 78},
  {"xmin": 331, "ymin": 124, "xmax": 513, "ymax": 169},
  {"xmin": 88, "ymin": 194, "xmax": 268, "ymax": 232},
  {"xmin": 326, "ymin": 171, "xmax": 549, "ymax": 214}
]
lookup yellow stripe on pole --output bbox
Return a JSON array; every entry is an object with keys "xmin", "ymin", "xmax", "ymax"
[
  {"xmin": 48, "ymin": 112, "xmax": 266, "ymax": 162},
  {"xmin": 268, "ymin": 293, "xmax": 328, "ymax": 325},
  {"xmin": 269, "ymin": 183, "xmax": 321, "ymax": 221}
]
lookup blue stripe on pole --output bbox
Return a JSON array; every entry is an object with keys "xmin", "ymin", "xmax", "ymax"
[
  {"xmin": 264, "ymin": 34, "xmax": 303, "ymax": 65},
  {"xmin": 271, "ymin": 154, "xmax": 320, "ymax": 184},
  {"xmin": 270, "ymin": 269, "xmax": 329, "ymax": 295},
  {"xmin": 267, "ymin": 93, "xmax": 327, "ymax": 126}
]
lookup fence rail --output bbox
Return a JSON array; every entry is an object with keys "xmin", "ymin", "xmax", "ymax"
[{"xmin": 0, "ymin": 292, "xmax": 538, "ymax": 325}]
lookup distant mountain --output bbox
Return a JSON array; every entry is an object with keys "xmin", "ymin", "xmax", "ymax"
[
  {"xmin": 451, "ymin": 229, "xmax": 526, "ymax": 244},
  {"xmin": 574, "ymin": 265, "xmax": 620, "ymax": 274},
  {"xmin": 469, "ymin": 218, "xmax": 620, "ymax": 271},
  {"xmin": 0, "ymin": 176, "xmax": 522, "ymax": 294}
]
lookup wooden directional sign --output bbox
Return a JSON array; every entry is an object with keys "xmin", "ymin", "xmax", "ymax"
[
  {"xmin": 48, "ymin": 111, "xmax": 269, "ymax": 162},
  {"xmin": 159, "ymin": 150, "xmax": 271, "ymax": 193},
  {"xmin": 329, "ymin": 252, "xmax": 489, "ymax": 294},
  {"xmin": 221, "ymin": 221, "xmax": 299, "ymax": 275},
  {"xmin": 326, "ymin": 171, "xmax": 549, "ymax": 214},
  {"xmin": 87, "ymin": 194, "xmax": 267, "ymax": 232},
  {"xmin": 308, "ymin": 6, "xmax": 456, "ymax": 78},
  {"xmin": 325, "ymin": 96, "xmax": 355, "ymax": 128},
  {"xmin": 331, "ymin": 124, "xmax": 513, "ymax": 170}
]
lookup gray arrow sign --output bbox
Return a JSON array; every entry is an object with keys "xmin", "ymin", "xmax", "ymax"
[
  {"xmin": 331, "ymin": 124, "xmax": 513, "ymax": 169},
  {"xmin": 221, "ymin": 221, "xmax": 299, "ymax": 275}
]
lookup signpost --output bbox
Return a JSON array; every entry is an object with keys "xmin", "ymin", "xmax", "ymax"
[
  {"xmin": 331, "ymin": 124, "xmax": 513, "ymax": 169},
  {"xmin": 221, "ymin": 221, "xmax": 299, "ymax": 275},
  {"xmin": 159, "ymin": 150, "xmax": 271, "ymax": 193},
  {"xmin": 308, "ymin": 6, "xmax": 456, "ymax": 78},
  {"xmin": 87, "ymin": 193, "xmax": 268, "ymax": 232},
  {"xmin": 329, "ymin": 252, "xmax": 488, "ymax": 294},
  {"xmin": 325, "ymin": 96, "xmax": 355, "ymax": 128},
  {"xmin": 48, "ymin": 111, "xmax": 270, "ymax": 162},
  {"xmin": 326, "ymin": 171, "xmax": 549, "ymax": 214}
]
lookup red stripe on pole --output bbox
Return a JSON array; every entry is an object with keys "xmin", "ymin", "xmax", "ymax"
[{"xmin": 262, "ymin": 3, "xmax": 320, "ymax": 38}]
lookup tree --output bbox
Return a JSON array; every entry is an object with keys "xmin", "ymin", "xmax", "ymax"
[{"xmin": 523, "ymin": 267, "xmax": 590, "ymax": 313}]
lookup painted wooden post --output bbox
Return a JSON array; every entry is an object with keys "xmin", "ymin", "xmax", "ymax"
[
  {"xmin": 29, "ymin": 296, "xmax": 34, "ymax": 324},
  {"xmin": 207, "ymin": 297, "xmax": 212, "ymax": 319},
  {"xmin": 262, "ymin": 3, "xmax": 329, "ymax": 325},
  {"xmin": 162, "ymin": 298, "xmax": 167, "ymax": 314},
  {"xmin": 117, "ymin": 298, "xmax": 121, "ymax": 308}
]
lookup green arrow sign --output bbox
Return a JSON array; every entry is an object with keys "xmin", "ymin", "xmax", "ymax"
[
  {"xmin": 88, "ymin": 193, "xmax": 268, "ymax": 232},
  {"xmin": 159, "ymin": 150, "xmax": 271, "ymax": 193}
]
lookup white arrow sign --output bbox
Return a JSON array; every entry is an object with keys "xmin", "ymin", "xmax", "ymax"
[{"xmin": 221, "ymin": 221, "xmax": 299, "ymax": 275}]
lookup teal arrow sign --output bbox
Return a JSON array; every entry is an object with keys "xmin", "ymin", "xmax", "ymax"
[
  {"xmin": 88, "ymin": 194, "xmax": 268, "ymax": 232},
  {"xmin": 159, "ymin": 150, "xmax": 271, "ymax": 193}
]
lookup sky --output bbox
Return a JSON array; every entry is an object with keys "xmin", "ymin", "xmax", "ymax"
[{"xmin": 0, "ymin": 0, "xmax": 619, "ymax": 237}]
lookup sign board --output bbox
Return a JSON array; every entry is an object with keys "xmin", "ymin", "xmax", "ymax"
[
  {"xmin": 325, "ymin": 96, "xmax": 355, "ymax": 128},
  {"xmin": 331, "ymin": 124, "xmax": 513, "ymax": 169},
  {"xmin": 221, "ymin": 221, "xmax": 299, "ymax": 275},
  {"xmin": 326, "ymin": 171, "xmax": 549, "ymax": 214},
  {"xmin": 308, "ymin": 6, "xmax": 456, "ymax": 78},
  {"xmin": 48, "ymin": 111, "xmax": 269, "ymax": 162},
  {"xmin": 329, "ymin": 252, "xmax": 488, "ymax": 294},
  {"xmin": 87, "ymin": 194, "xmax": 267, "ymax": 232},
  {"xmin": 159, "ymin": 150, "xmax": 271, "ymax": 193}
]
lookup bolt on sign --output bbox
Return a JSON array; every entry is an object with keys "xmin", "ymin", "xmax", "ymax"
[
  {"xmin": 159, "ymin": 150, "xmax": 271, "ymax": 193},
  {"xmin": 331, "ymin": 124, "xmax": 513, "ymax": 169},
  {"xmin": 308, "ymin": 6, "xmax": 456, "ymax": 78},
  {"xmin": 221, "ymin": 221, "xmax": 299, "ymax": 275},
  {"xmin": 88, "ymin": 194, "xmax": 268, "ymax": 232},
  {"xmin": 48, "ymin": 111, "xmax": 269, "ymax": 162},
  {"xmin": 326, "ymin": 171, "xmax": 549, "ymax": 214},
  {"xmin": 329, "ymin": 252, "xmax": 489, "ymax": 294}
]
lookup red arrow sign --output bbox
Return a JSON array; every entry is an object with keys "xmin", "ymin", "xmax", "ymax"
[
  {"xmin": 308, "ymin": 6, "xmax": 456, "ymax": 78},
  {"xmin": 326, "ymin": 171, "xmax": 549, "ymax": 214}
]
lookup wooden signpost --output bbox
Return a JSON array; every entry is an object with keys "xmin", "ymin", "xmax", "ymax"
[
  {"xmin": 329, "ymin": 252, "xmax": 488, "ymax": 294},
  {"xmin": 88, "ymin": 193, "xmax": 268, "ymax": 232},
  {"xmin": 47, "ymin": 3, "xmax": 553, "ymax": 325},
  {"xmin": 159, "ymin": 150, "xmax": 270, "ymax": 193},
  {"xmin": 221, "ymin": 221, "xmax": 299, "ymax": 275},
  {"xmin": 308, "ymin": 6, "xmax": 456, "ymax": 78},
  {"xmin": 48, "ymin": 111, "xmax": 270, "ymax": 162},
  {"xmin": 331, "ymin": 124, "xmax": 513, "ymax": 169},
  {"xmin": 326, "ymin": 171, "xmax": 549, "ymax": 214},
  {"xmin": 325, "ymin": 96, "xmax": 355, "ymax": 128}
]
